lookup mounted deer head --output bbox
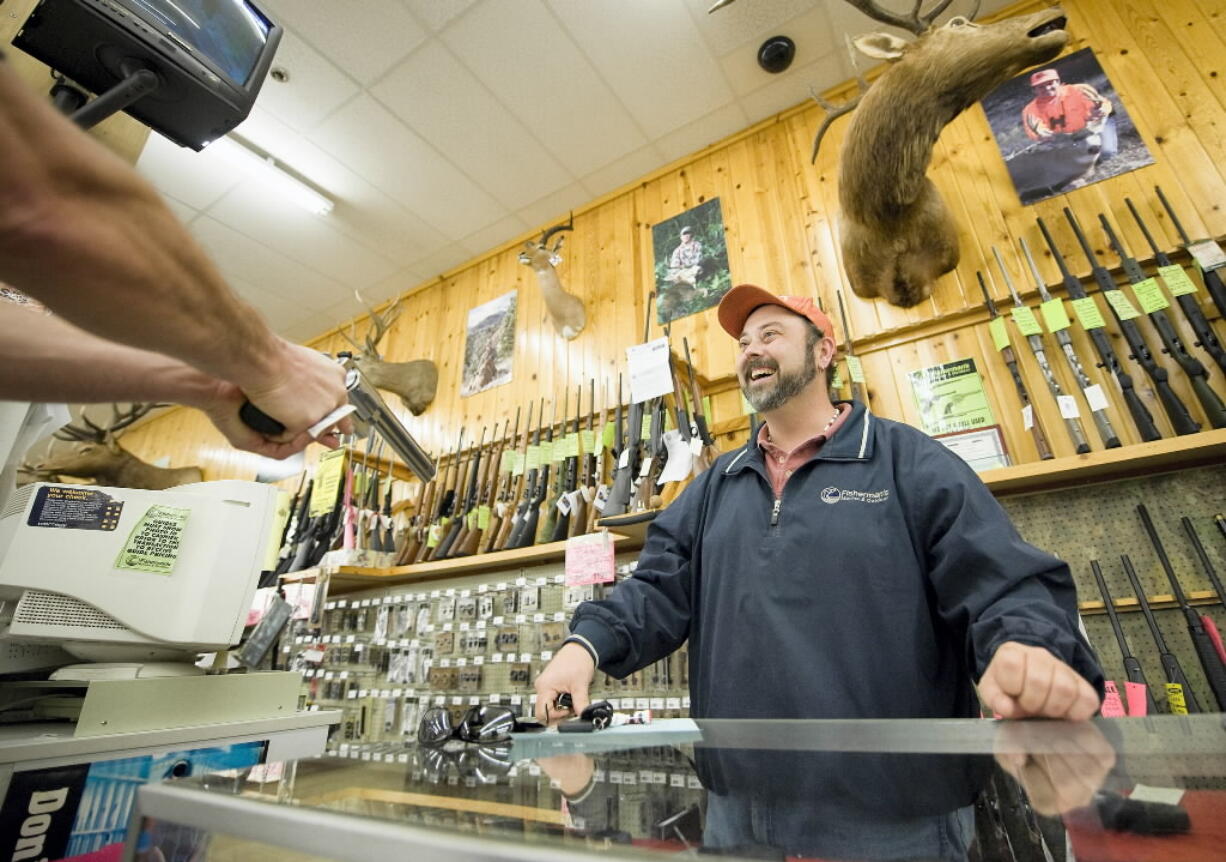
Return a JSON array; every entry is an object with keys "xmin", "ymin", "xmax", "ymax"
[
  {"xmin": 22, "ymin": 404, "xmax": 205, "ymax": 490},
  {"xmin": 342, "ymin": 293, "xmax": 439, "ymax": 416},
  {"xmin": 518, "ymin": 215, "xmax": 586, "ymax": 340},
  {"xmin": 714, "ymin": 0, "xmax": 1068, "ymax": 308}
]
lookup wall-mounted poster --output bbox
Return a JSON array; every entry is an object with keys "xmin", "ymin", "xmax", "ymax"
[
  {"xmin": 461, "ymin": 290, "xmax": 516, "ymax": 397},
  {"xmin": 908, "ymin": 358, "xmax": 995, "ymax": 436},
  {"xmin": 981, "ymin": 47, "xmax": 1153, "ymax": 205},
  {"xmin": 652, "ymin": 198, "xmax": 732, "ymax": 325}
]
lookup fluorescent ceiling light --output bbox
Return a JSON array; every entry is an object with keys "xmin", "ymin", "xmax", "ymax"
[{"xmin": 210, "ymin": 136, "xmax": 334, "ymax": 216}]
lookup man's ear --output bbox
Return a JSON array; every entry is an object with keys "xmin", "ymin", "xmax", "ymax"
[{"xmin": 852, "ymin": 32, "xmax": 909, "ymax": 61}]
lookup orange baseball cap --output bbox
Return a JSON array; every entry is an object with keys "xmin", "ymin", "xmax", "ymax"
[
  {"xmin": 1029, "ymin": 69, "xmax": 1059, "ymax": 86},
  {"xmin": 717, "ymin": 284, "xmax": 836, "ymax": 342}
]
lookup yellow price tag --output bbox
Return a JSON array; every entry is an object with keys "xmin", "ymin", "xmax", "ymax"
[
  {"xmin": 477, "ymin": 505, "xmax": 491, "ymax": 530},
  {"xmin": 846, "ymin": 355, "xmax": 865, "ymax": 383},
  {"xmin": 1165, "ymin": 683, "xmax": 1188, "ymax": 715},
  {"xmin": 525, "ymin": 444, "xmax": 541, "ymax": 471},
  {"xmin": 1010, "ymin": 305, "xmax": 1044, "ymax": 336},
  {"xmin": 500, "ymin": 449, "xmax": 515, "ymax": 473},
  {"xmin": 602, "ymin": 420, "xmax": 616, "ymax": 450},
  {"xmin": 1104, "ymin": 290, "xmax": 1141, "ymax": 321},
  {"xmin": 579, "ymin": 429, "xmax": 596, "ymax": 454},
  {"xmin": 1130, "ymin": 278, "xmax": 1169, "ymax": 314},
  {"xmin": 1070, "ymin": 297, "xmax": 1107, "ymax": 330},
  {"xmin": 830, "ymin": 365, "xmax": 844, "ymax": 390},
  {"xmin": 1158, "ymin": 264, "xmax": 1198, "ymax": 297},
  {"xmin": 1039, "ymin": 298, "xmax": 1072, "ymax": 333},
  {"xmin": 988, "ymin": 316, "xmax": 1010, "ymax": 351},
  {"xmin": 539, "ymin": 440, "xmax": 554, "ymax": 464},
  {"xmin": 309, "ymin": 448, "xmax": 348, "ymax": 517},
  {"xmin": 511, "ymin": 451, "xmax": 526, "ymax": 477},
  {"xmin": 641, "ymin": 414, "xmax": 652, "ymax": 439}
]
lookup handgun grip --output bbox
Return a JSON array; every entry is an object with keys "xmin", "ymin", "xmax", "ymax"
[{"xmin": 239, "ymin": 401, "xmax": 286, "ymax": 435}]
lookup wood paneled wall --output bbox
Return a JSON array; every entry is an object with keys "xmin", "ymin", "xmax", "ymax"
[{"xmin": 123, "ymin": 0, "xmax": 1225, "ymax": 487}]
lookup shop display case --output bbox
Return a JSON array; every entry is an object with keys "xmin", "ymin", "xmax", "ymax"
[{"xmin": 128, "ymin": 714, "xmax": 1226, "ymax": 861}]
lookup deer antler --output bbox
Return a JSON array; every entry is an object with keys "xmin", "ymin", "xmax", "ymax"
[
  {"xmin": 810, "ymin": 80, "xmax": 869, "ymax": 164},
  {"xmin": 538, "ymin": 213, "xmax": 574, "ymax": 249},
  {"xmin": 351, "ymin": 290, "xmax": 404, "ymax": 359},
  {"xmin": 53, "ymin": 403, "xmax": 161, "ymax": 443}
]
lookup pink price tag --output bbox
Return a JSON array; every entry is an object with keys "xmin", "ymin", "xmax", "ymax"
[
  {"xmin": 564, "ymin": 532, "xmax": 615, "ymax": 585},
  {"xmin": 1100, "ymin": 680, "xmax": 1126, "ymax": 718},
  {"xmin": 1123, "ymin": 681, "xmax": 1149, "ymax": 716}
]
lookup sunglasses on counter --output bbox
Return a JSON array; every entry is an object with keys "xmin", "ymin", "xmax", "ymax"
[{"xmin": 417, "ymin": 704, "xmax": 543, "ymax": 747}]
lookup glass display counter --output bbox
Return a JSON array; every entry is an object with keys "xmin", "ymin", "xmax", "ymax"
[{"xmin": 128, "ymin": 714, "xmax": 1226, "ymax": 862}]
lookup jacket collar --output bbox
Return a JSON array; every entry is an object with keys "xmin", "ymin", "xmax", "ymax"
[{"xmin": 723, "ymin": 400, "xmax": 874, "ymax": 477}]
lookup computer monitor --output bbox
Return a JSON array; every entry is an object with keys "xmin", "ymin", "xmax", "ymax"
[
  {"xmin": 13, "ymin": 0, "xmax": 283, "ymax": 149},
  {"xmin": 0, "ymin": 477, "xmax": 281, "ymax": 677}
]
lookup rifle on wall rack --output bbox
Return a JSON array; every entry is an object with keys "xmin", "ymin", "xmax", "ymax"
[
  {"xmin": 1120, "ymin": 553, "xmax": 1200, "ymax": 714},
  {"xmin": 992, "ymin": 246, "xmax": 1091, "ymax": 454},
  {"xmin": 1064, "ymin": 207, "xmax": 1200, "ymax": 436},
  {"xmin": 1155, "ymin": 185, "xmax": 1226, "ymax": 319},
  {"xmin": 1018, "ymin": 237, "xmax": 1121, "ymax": 449},
  {"xmin": 978, "ymin": 271, "xmax": 1054, "ymax": 461},
  {"xmin": 682, "ymin": 336, "xmax": 720, "ymax": 470},
  {"xmin": 1037, "ymin": 217, "xmax": 1162, "ymax": 442},
  {"xmin": 1183, "ymin": 517, "xmax": 1226, "ymax": 668},
  {"xmin": 835, "ymin": 290, "xmax": 866, "ymax": 405},
  {"xmin": 1090, "ymin": 560, "xmax": 1160, "ymax": 716},
  {"xmin": 491, "ymin": 402, "xmax": 533, "ymax": 552},
  {"xmin": 1098, "ymin": 212, "xmax": 1226, "ymax": 429},
  {"xmin": 1126, "ymin": 197, "xmax": 1226, "ymax": 376}
]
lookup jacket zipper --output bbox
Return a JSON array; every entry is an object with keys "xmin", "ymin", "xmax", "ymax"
[{"xmin": 770, "ymin": 498, "xmax": 781, "ymax": 527}]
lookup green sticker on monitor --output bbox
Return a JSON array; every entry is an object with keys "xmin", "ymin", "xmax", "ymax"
[
  {"xmin": 115, "ymin": 505, "xmax": 189, "ymax": 575},
  {"xmin": 1130, "ymin": 278, "xmax": 1169, "ymax": 314},
  {"xmin": 1039, "ymin": 298, "xmax": 1072, "ymax": 333},
  {"xmin": 1158, "ymin": 264, "xmax": 1198, "ymax": 297},
  {"xmin": 988, "ymin": 316, "xmax": 1010, "ymax": 351},
  {"xmin": 1104, "ymin": 289, "xmax": 1141, "ymax": 321},
  {"xmin": 1070, "ymin": 297, "xmax": 1107, "ymax": 330},
  {"xmin": 1010, "ymin": 305, "xmax": 1043, "ymax": 336}
]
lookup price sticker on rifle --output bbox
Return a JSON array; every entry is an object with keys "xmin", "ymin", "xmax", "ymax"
[
  {"xmin": 987, "ymin": 316, "xmax": 1010, "ymax": 351},
  {"xmin": 1187, "ymin": 238, "xmax": 1226, "ymax": 272},
  {"xmin": 593, "ymin": 484, "xmax": 610, "ymax": 512},
  {"xmin": 1104, "ymin": 290, "xmax": 1141, "ymax": 321},
  {"xmin": 525, "ymin": 444, "xmax": 541, "ymax": 471},
  {"xmin": 580, "ymin": 429, "xmax": 596, "ymax": 454},
  {"xmin": 1164, "ymin": 683, "xmax": 1189, "ymax": 715},
  {"xmin": 602, "ymin": 420, "xmax": 616, "ymax": 451},
  {"xmin": 500, "ymin": 449, "xmax": 516, "ymax": 474},
  {"xmin": 1157, "ymin": 264, "xmax": 1198, "ymax": 296},
  {"xmin": 626, "ymin": 337, "xmax": 674, "ymax": 403},
  {"xmin": 1083, "ymin": 384, "xmax": 1109, "ymax": 413},
  {"xmin": 1010, "ymin": 305, "xmax": 1043, "ymax": 336},
  {"xmin": 538, "ymin": 439, "xmax": 554, "ymax": 464},
  {"xmin": 846, "ymin": 355, "xmax": 866, "ymax": 383},
  {"xmin": 1057, "ymin": 395, "xmax": 1080, "ymax": 419},
  {"xmin": 1039, "ymin": 298, "xmax": 1072, "ymax": 333},
  {"xmin": 1021, "ymin": 404, "xmax": 1034, "ymax": 431},
  {"xmin": 830, "ymin": 365, "xmax": 843, "ymax": 390},
  {"xmin": 1070, "ymin": 297, "xmax": 1107, "ymax": 330},
  {"xmin": 1130, "ymin": 278, "xmax": 1169, "ymax": 314},
  {"xmin": 477, "ymin": 505, "xmax": 491, "ymax": 530}
]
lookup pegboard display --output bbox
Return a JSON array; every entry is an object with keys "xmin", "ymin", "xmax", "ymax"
[
  {"xmin": 1001, "ymin": 465, "xmax": 1226, "ymax": 718},
  {"xmin": 285, "ymin": 550, "xmax": 692, "ymax": 749}
]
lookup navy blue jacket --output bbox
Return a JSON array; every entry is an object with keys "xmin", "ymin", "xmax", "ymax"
[{"xmin": 571, "ymin": 401, "xmax": 1103, "ymax": 719}]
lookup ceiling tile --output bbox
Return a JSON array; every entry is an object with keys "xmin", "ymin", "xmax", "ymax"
[
  {"xmin": 410, "ymin": 243, "xmax": 473, "ymax": 281},
  {"xmin": 227, "ymin": 276, "xmax": 316, "ymax": 335},
  {"xmin": 457, "ymin": 214, "xmax": 532, "ymax": 259},
  {"xmin": 258, "ymin": 0, "xmax": 427, "ymax": 86},
  {"xmin": 687, "ymin": 0, "xmax": 822, "ymax": 57},
  {"xmin": 516, "ymin": 184, "xmax": 592, "ymax": 235},
  {"xmin": 189, "ymin": 216, "xmax": 347, "ymax": 310},
  {"xmin": 309, "ymin": 95, "xmax": 507, "ymax": 240},
  {"xmin": 716, "ymin": 3, "xmax": 839, "ymax": 96},
  {"xmin": 206, "ymin": 183, "xmax": 401, "ymax": 290},
  {"xmin": 234, "ymin": 108, "xmax": 450, "ymax": 267},
  {"xmin": 400, "ymin": 0, "xmax": 478, "ymax": 33},
  {"xmin": 441, "ymin": 1, "xmax": 649, "ymax": 176},
  {"xmin": 548, "ymin": 0, "xmax": 736, "ymax": 139},
  {"xmin": 371, "ymin": 41, "xmax": 573, "ymax": 208},
  {"xmin": 161, "ymin": 194, "xmax": 199, "ymax": 225},
  {"xmin": 655, "ymin": 102, "xmax": 750, "ymax": 163},
  {"xmin": 580, "ymin": 145, "xmax": 668, "ymax": 199},
  {"xmin": 365, "ymin": 267, "xmax": 429, "ymax": 307},
  {"xmin": 252, "ymin": 30, "xmax": 361, "ymax": 132},
  {"xmin": 737, "ymin": 49, "xmax": 850, "ymax": 124},
  {"xmin": 136, "ymin": 133, "xmax": 239, "ymax": 211}
]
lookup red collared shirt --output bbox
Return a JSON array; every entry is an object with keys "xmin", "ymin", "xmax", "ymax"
[{"xmin": 756, "ymin": 403, "xmax": 852, "ymax": 498}]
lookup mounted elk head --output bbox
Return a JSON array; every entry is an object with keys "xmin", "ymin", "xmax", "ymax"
[
  {"xmin": 518, "ymin": 215, "xmax": 586, "ymax": 340},
  {"xmin": 23, "ymin": 404, "xmax": 204, "ymax": 490},
  {"xmin": 713, "ymin": 0, "xmax": 1068, "ymax": 308},
  {"xmin": 342, "ymin": 294, "xmax": 438, "ymax": 416}
]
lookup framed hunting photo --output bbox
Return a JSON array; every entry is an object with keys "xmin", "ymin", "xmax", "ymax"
[
  {"xmin": 651, "ymin": 198, "xmax": 732, "ymax": 325},
  {"xmin": 981, "ymin": 47, "xmax": 1153, "ymax": 205}
]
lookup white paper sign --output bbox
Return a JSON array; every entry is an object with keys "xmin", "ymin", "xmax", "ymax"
[
  {"xmin": 1057, "ymin": 394, "xmax": 1081, "ymax": 419},
  {"xmin": 658, "ymin": 429, "xmax": 694, "ymax": 483},
  {"xmin": 626, "ymin": 337, "xmax": 674, "ymax": 403},
  {"xmin": 1084, "ymin": 384, "xmax": 1109, "ymax": 413}
]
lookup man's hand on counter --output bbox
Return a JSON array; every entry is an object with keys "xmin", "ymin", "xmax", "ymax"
[
  {"xmin": 994, "ymin": 720, "xmax": 1117, "ymax": 816},
  {"xmin": 534, "ymin": 642, "xmax": 595, "ymax": 724},
  {"xmin": 978, "ymin": 642, "xmax": 1100, "ymax": 721}
]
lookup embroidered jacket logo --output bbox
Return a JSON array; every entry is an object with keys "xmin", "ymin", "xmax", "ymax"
[{"xmin": 820, "ymin": 486, "xmax": 890, "ymax": 505}]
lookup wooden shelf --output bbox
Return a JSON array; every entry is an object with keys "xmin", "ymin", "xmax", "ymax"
[
  {"xmin": 595, "ymin": 510, "xmax": 661, "ymax": 545},
  {"xmin": 979, "ymin": 428, "xmax": 1226, "ymax": 496},
  {"xmin": 282, "ymin": 532, "xmax": 639, "ymax": 594},
  {"xmin": 1079, "ymin": 590, "xmax": 1220, "ymax": 616}
]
